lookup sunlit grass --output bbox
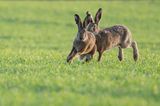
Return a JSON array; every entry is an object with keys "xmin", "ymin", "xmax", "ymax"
[{"xmin": 0, "ymin": 1, "xmax": 159, "ymax": 106}]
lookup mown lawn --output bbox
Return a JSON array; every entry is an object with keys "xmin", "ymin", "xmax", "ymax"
[{"xmin": 0, "ymin": 1, "xmax": 160, "ymax": 106}]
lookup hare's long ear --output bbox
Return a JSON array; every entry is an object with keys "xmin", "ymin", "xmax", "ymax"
[
  {"xmin": 94, "ymin": 8, "xmax": 102, "ymax": 25},
  {"xmin": 83, "ymin": 11, "xmax": 94, "ymax": 28},
  {"xmin": 74, "ymin": 14, "xmax": 83, "ymax": 31}
]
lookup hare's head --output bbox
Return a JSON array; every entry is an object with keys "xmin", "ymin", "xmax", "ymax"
[
  {"xmin": 85, "ymin": 8, "xmax": 102, "ymax": 33},
  {"xmin": 74, "ymin": 14, "xmax": 89, "ymax": 41}
]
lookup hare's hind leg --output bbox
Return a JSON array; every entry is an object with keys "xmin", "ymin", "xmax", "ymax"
[
  {"xmin": 98, "ymin": 50, "xmax": 104, "ymax": 62},
  {"xmin": 118, "ymin": 47, "xmax": 123, "ymax": 61},
  {"xmin": 85, "ymin": 45, "xmax": 97, "ymax": 62},
  {"xmin": 79, "ymin": 54, "xmax": 86, "ymax": 61},
  {"xmin": 131, "ymin": 41, "xmax": 139, "ymax": 61}
]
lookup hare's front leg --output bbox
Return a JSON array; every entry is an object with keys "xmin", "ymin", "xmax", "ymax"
[
  {"xmin": 67, "ymin": 47, "xmax": 77, "ymax": 63},
  {"xmin": 118, "ymin": 47, "xmax": 123, "ymax": 61},
  {"xmin": 131, "ymin": 41, "xmax": 139, "ymax": 61}
]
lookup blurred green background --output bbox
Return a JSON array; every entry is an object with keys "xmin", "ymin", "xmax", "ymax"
[{"xmin": 0, "ymin": 1, "xmax": 159, "ymax": 106}]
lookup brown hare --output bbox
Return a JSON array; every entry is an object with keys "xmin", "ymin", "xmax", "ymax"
[
  {"xmin": 66, "ymin": 14, "xmax": 97, "ymax": 63},
  {"xmin": 85, "ymin": 8, "xmax": 139, "ymax": 62}
]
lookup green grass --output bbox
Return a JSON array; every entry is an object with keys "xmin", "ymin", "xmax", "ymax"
[{"xmin": 0, "ymin": 1, "xmax": 160, "ymax": 106}]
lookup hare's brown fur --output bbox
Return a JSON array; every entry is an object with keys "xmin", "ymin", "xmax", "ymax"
[
  {"xmin": 67, "ymin": 14, "xmax": 96, "ymax": 63},
  {"xmin": 86, "ymin": 8, "xmax": 139, "ymax": 61}
]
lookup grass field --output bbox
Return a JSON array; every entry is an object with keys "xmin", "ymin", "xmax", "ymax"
[{"xmin": 0, "ymin": 1, "xmax": 160, "ymax": 106}]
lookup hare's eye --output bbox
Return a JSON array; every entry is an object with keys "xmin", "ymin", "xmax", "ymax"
[
  {"xmin": 91, "ymin": 26, "xmax": 95, "ymax": 31},
  {"xmin": 79, "ymin": 35, "xmax": 84, "ymax": 40},
  {"xmin": 80, "ymin": 37, "xmax": 83, "ymax": 40},
  {"xmin": 93, "ymin": 26, "xmax": 95, "ymax": 31}
]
